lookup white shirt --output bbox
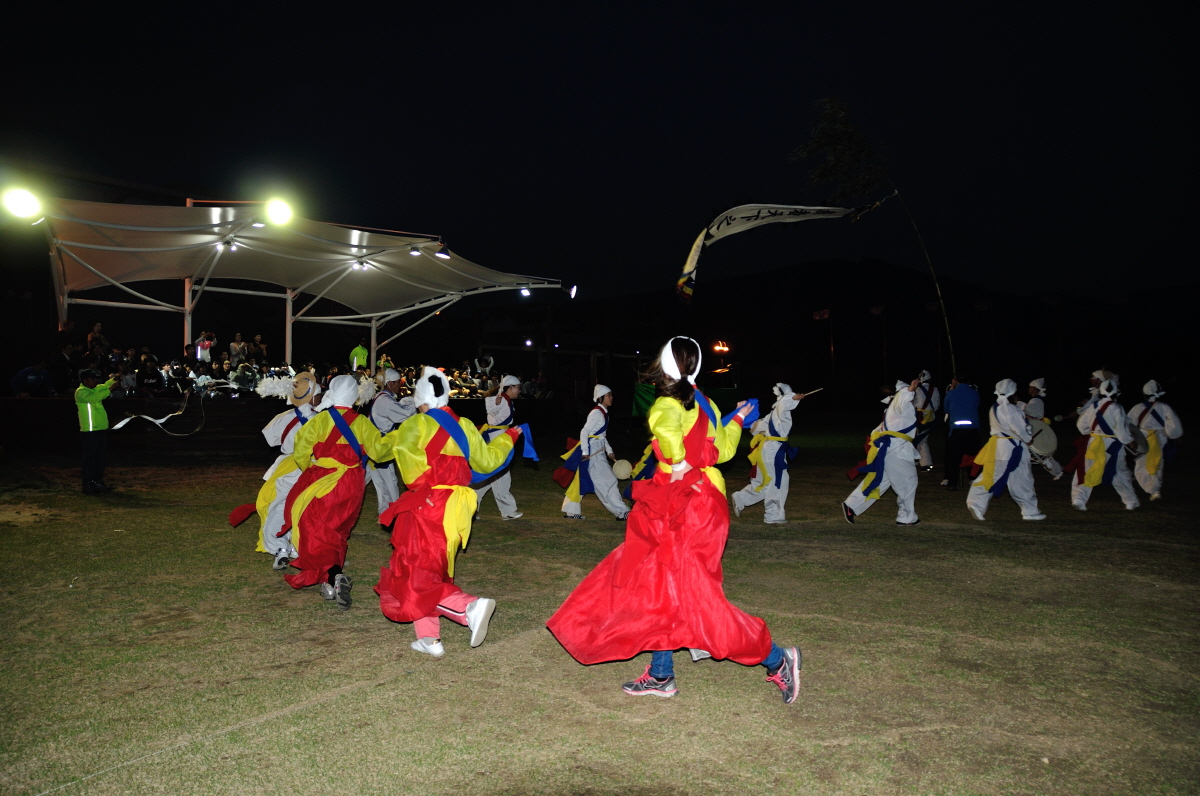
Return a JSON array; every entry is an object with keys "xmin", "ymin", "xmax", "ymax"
[
  {"xmin": 1077, "ymin": 399, "xmax": 1133, "ymax": 444},
  {"xmin": 1025, "ymin": 395, "xmax": 1046, "ymax": 420},
  {"xmin": 876, "ymin": 389, "xmax": 917, "ymax": 435},
  {"xmin": 764, "ymin": 393, "xmax": 799, "ymax": 437},
  {"xmin": 486, "ymin": 394, "xmax": 516, "ymax": 426},
  {"xmin": 263, "ymin": 404, "xmax": 316, "ymax": 455},
  {"xmin": 370, "ymin": 390, "xmax": 416, "ymax": 433},
  {"xmin": 1131, "ymin": 399, "xmax": 1183, "ymax": 439},
  {"xmin": 915, "ymin": 382, "xmax": 941, "ymax": 414},
  {"xmin": 988, "ymin": 401, "xmax": 1032, "ymax": 443},
  {"xmin": 580, "ymin": 406, "xmax": 613, "ymax": 457}
]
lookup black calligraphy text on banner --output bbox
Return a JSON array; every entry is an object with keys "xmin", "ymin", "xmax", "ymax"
[{"xmin": 677, "ymin": 203, "xmax": 857, "ymax": 301}]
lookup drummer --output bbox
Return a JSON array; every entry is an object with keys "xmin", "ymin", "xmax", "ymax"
[{"xmin": 1024, "ymin": 379, "xmax": 1063, "ymax": 479}]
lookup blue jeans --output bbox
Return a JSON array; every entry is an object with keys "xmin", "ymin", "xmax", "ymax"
[{"xmin": 650, "ymin": 643, "xmax": 783, "ymax": 679}]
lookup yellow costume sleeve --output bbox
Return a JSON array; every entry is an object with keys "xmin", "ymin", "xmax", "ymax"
[
  {"xmin": 648, "ymin": 397, "xmax": 686, "ymax": 472},
  {"xmin": 351, "ymin": 414, "xmax": 395, "ymax": 464},
  {"xmin": 462, "ymin": 417, "xmax": 517, "ymax": 473},
  {"xmin": 706, "ymin": 394, "xmax": 742, "ymax": 464},
  {"xmin": 291, "ymin": 412, "xmax": 329, "ymax": 472},
  {"xmin": 387, "ymin": 415, "xmax": 434, "ymax": 486}
]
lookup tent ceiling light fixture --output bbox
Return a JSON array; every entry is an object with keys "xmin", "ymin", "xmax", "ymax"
[
  {"xmin": 409, "ymin": 245, "xmax": 422, "ymax": 256},
  {"xmin": 520, "ymin": 288, "xmax": 531, "ymax": 296},
  {"xmin": 265, "ymin": 199, "xmax": 292, "ymax": 225},
  {"xmin": 2, "ymin": 188, "xmax": 41, "ymax": 218},
  {"xmin": 568, "ymin": 285, "xmax": 577, "ymax": 299},
  {"xmin": 524, "ymin": 339, "xmax": 533, "ymax": 346},
  {"xmin": 251, "ymin": 222, "xmax": 266, "ymax": 228},
  {"xmin": 434, "ymin": 242, "xmax": 451, "ymax": 260}
]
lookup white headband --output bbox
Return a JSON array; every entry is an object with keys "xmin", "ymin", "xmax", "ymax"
[
  {"xmin": 593, "ymin": 383, "xmax": 611, "ymax": 402},
  {"xmin": 317, "ymin": 374, "xmax": 358, "ymax": 411},
  {"xmin": 995, "ymin": 378, "xmax": 1017, "ymax": 404},
  {"xmin": 660, "ymin": 337, "xmax": 701, "ymax": 385},
  {"xmin": 500, "ymin": 375, "xmax": 521, "ymax": 389},
  {"xmin": 1143, "ymin": 380, "xmax": 1164, "ymax": 399},
  {"xmin": 918, "ymin": 370, "xmax": 931, "ymax": 383},
  {"xmin": 1029, "ymin": 378, "xmax": 1045, "ymax": 395}
]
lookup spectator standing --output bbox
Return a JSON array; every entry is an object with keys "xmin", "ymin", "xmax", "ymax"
[
  {"xmin": 76, "ymin": 368, "xmax": 115, "ymax": 493},
  {"xmin": 246, "ymin": 334, "xmax": 267, "ymax": 363},
  {"xmin": 229, "ymin": 333, "xmax": 248, "ymax": 366},
  {"xmin": 87, "ymin": 321, "xmax": 110, "ymax": 354},
  {"xmin": 349, "ymin": 338, "xmax": 369, "ymax": 372},
  {"xmin": 195, "ymin": 332, "xmax": 216, "ymax": 363}
]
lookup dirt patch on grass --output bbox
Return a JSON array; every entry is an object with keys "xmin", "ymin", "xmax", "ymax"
[{"xmin": 0, "ymin": 502, "xmax": 61, "ymax": 524}]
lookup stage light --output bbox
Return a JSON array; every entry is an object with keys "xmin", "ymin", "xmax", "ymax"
[
  {"xmin": 434, "ymin": 243, "xmax": 451, "ymax": 259},
  {"xmin": 265, "ymin": 199, "xmax": 292, "ymax": 225},
  {"xmin": 252, "ymin": 222, "xmax": 266, "ymax": 228},
  {"xmin": 2, "ymin": 188, "xmax": 40, "ymax": 218},
  {"xmin": 351, "ymin": 262, "xmax": 361, "ymax": 270},
  {"xmin": 554, "ymin": 344, "xmax": 559, "ymax": 348},
  {"xmin": 524, "ymin": 339, "xmax": 532, "ymax": 346},
  {"xmin": 520, "ymin": 288, "xmax": 531, "ymax": 297},
  {"xmin": 409, "ymin": 245, "xmax": 422, "ymax": 256},
  {"xmin": 569, "ymin": 285, "xmax": 577, "ymax": 299}
]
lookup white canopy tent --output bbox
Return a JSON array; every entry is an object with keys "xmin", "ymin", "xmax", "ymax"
[{"xmin": 36, "ymin": 198, "xmax": 560, "ymax": 369}]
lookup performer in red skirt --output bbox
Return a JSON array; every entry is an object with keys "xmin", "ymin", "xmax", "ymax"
[
  {"xmin": 283, "ymin": 375, "xmax": 393, "ymax": 609},
  {"xmin": 547, "ymin": 337, "xmax": 801, "ymax": 703},
  {"xmin": 375, "ymin": 367, "xmax": 522, "ymax": 657}
]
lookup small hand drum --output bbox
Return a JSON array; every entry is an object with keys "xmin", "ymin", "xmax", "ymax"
[{"xmin": 611, "ymin": 459, "xmax": 633, "ymax": 480}]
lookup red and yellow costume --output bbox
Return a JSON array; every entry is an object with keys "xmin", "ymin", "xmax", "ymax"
[
  {"xmin": 283, "ymin": 406, "xmax": 392, "ymax": 589},
  {"xmin": 547, "ymin": 393, "xmax": 772, "ymax": 666},
  {"xmin": 374, "ymin": 407, "xmax": 519, "ymax": 629}
]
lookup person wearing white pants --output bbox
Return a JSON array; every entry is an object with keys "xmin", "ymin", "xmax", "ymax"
[
  {"xmin": 967, "ymin": 379, "xmax": 1045, "ymax": 521},
  {"xmin": 1130, "ymin": 380, "xmax": 1184, "ymax": 501},
  {"xmin": 257, "ymin": 373, "xmax": 321, "ymax": 568},
  {"xmin": 562, "ymin": 384, "xmax": 629, "ymax": 520},
  {"xmin": 1071, "ymin": 378, "xmax": 1138, "ymax": 511},
  {"xmin": 366, "ymin": 369, "xmax": 416, "ymax": 521},
  {"xmin": 474, "ymin": 375, "xmax": 525, "ymax": 520},
  {"xmin": 843, "ymin": 379, "xmax": 921, "ymax": 526},
  {"xmin": 733, "ymin": 383, "xmax": 803, "ymax": 524},
  {"xmin": 913, "ymin": 370, "xmax": 941, "ymax": 470},
  {"xmin": 1023, "ymin": 378, "xmax": 1063, "ymax": 479}
]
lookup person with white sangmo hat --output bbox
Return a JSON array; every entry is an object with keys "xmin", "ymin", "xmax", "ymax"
[
  {"xmin": 1071, "ymin": 378, "xmax": 1138, "ymax": 511},
  {"xmin": 1023, "ymin": 378, "xmax": 1063, "ymax": 479},
  {"xmin": 1130, "ymin": 380, "xmax": 1184, "ymax": 501},
  {"xmin": 474, "ymin": 374, "xmax": 525, "ymax": 520},
  {"xmin": 966, "ymin": 379, "xmax": 1045, "ymax": 521},
  {"xmin": 843, "ymin": 379, "xmax": 922, "ymax": 526},
  {"xmin": 913, "ymin": 369, "xmax": 941, "ymax": 471},
  {"xmin": 732, "ymin": 383, "xmax": 803, "ymax": 524},
  {"xmin": 562, "ymin": 384, "xmax": 629, "ymax": 520},
  {"xmin": 366, "ymin": 368, "xmax": 416, "ymax": 522}
]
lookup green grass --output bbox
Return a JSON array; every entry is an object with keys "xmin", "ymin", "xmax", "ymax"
[{"xmin": 0, "ymin": 426, "xmax": 1197, "ymax": 795}]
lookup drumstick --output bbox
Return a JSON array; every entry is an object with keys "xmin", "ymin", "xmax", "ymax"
[{"xmin": 801, "ymin": 388, "xmax": 824, "ymax": 397}]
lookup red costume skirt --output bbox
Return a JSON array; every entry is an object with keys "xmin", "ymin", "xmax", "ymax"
[
  {"xmin": 547, "ymin": 468, "xmax": 772, "ymax": 666},
  {"xmin": 375, "ymin": 485, "xmax": 460, "ymax": 622},
  {"xmin": 283, "ymin": 465, "xmax": 366, "ymax": 589}
]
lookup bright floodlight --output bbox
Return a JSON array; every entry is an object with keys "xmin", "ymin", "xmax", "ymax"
[
  {"xmin": 265, "ymin": 199, "xmax": 292, "ymax": 225},
  {"xmin": 409, "ymin": 245, "xmax": 422, "ymax": 256},
  {"xmin": 520, "ymin": 288, "xmax": 531, "ymax": 297},
  {"xmin": 434, "ymin": 243, "xmax": 451, "ymax": 259},
  {"xmin": 3, "ymin": 188, "xmax": 41, "ymax": 218},
  {"xmin": 568, "ymin": 285, "xmax": 577, "ymax": 299},
  {"xmin": 525, "ymin": 339, "xmax": 533, "ymax": 347}
]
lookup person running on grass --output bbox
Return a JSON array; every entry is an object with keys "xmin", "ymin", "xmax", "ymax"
[{"xmin": 547, "ymin": 336, "xmax": 801, "ymax": 704}]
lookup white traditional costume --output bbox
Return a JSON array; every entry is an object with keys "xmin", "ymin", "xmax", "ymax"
[
  {"xmin": 1071, "ymin": 379, "xmax": 1138, "ymax": 510},
  {"xmin": 733, "ymin": 383, "xmax": 799, "ymax": 523},
  {"xmin": 1131, "ymin": 380, "xmax": 1184, "ymax": 500},
  {"xmin": 844, "ymin": 381, "xmax": 920, "ymax": 525},
  {"xmin": 367, "ymin": 368, "xmax": 416, "ymax": 520},
  {"xmin": 1024, "ymin": 378, "xmax": 1063, "ymax": 478},
  {"xmin": 967, "ymin": 379, "xmax": 1045, "ymax": 520},
  {"xmin": 256, "ymin": 374, "xmax": 320, "ymax": 566},
  {"xmin": 913, "ymin": 370, "xmax": 941, "ymax": 469},
  {"xmin": 474, "ymin": 375, "xmax": 525, "ymax": 519},
  {"xmin": 561, "ymin": 384, "xmax": 629, "ymax": 519}
]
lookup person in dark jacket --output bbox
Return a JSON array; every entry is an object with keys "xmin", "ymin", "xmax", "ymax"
[{"xmin": 942, "ymin": 376, "xmax": 982, "ymax": 490}]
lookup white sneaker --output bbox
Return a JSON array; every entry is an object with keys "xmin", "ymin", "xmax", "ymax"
[
  {"xmin": 939, "ymin": 479, "xmax": 950, "ymax": 487},
  {"xmin": 502, "ymin": 512, "xmax": 523, "ymax": 520},
  {"xmin": 1150, "ymin": 493, "xmax": 1162, "ymax": 501},
  {"xmin": 1072, "ymin": 502, "xmax": 1087, "ymax": 512},
  {"xmin": 1023, "ymin": 514, "xmax": 1047, "ymax": 521},
  {"xmin": 272, "ymin": 550, "xmax": 291, "ymax": 571},
  {"xmin": 466, "ymin": 597, "xmax": 496, "ymax": 647},
  {"xmin": 320, "ymin": 582, "xmax": 336, "ymax": 600},
  {"xmin": 764, "ymin": 519, "xmax": 788, "ymax": 525},
  {"xmin": 410, "ymin": 637, "xmax": 445, "ymax": 658},
  {"xmin": 1052, "ymin": 473, "xmax": 1063, "ymax": 481},
  {"xmin": 969, "ymin": 506, "xmax": 985, "ymax": 521},
  {"xmin": 733, "ymin": 499, "xmax": 743, "ymax": 518},
  {"xmin": 1125, "ymin": 503, "xmax": 1139, "ymax": 511}
]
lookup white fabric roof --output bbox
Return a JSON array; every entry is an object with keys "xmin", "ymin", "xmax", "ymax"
[{"xmin": 43, "ymin": 198, "xmax": 558, "ymax": 319}]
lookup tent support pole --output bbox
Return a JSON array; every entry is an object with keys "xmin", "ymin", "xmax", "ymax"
[
  {"xmin": 370, "ymin": 318, "xmax": 377, "ymax": 376},
  {"xmin": 184, "ymin": 277, "xmax": 193, "ymax": 346},
  {"xmin": 285, "ymin": 290, "xmax": 294, "ymax": 365},
  {"xmin": 377, "ymin": 297, "xmax": 459, "ymax": 349}
]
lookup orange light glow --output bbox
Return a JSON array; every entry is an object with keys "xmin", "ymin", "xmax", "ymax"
[{"xmin": 713, "ymin": 340, "xmax": 730, "ymax": 353}]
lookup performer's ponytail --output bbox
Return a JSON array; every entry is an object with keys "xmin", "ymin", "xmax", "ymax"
[{"xmin": 641, "ymin": 337, "xmax": 698, "ymax": 410}]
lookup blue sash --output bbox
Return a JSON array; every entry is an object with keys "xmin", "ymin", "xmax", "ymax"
[
  {"xmin": 986, "ymin": 406, "xmax": 1023, "ymax": 497},
  {"xmin": 1139, "ymin": 400, "xmax": 1164, "ymax": 428},
  {"xmin": 767, "ymin": 415, "xmax": 799, "ymax": 479},
  {"xmin": 327, "ymin": 408, "xmax": 367, "ymax": 467},
  {"xmin": 293, "ymin": 407, "xmax": 309, "ymax": 425},
  {"xmin": 428, "ymin": 408, "xmax": 537, "ymax": 485},
  {"xmin": 1091, "ymin": 404, "xmax": 1122, "ymax": 485},
  {"xmin": 856, "ymin": 413, "xmax": 917, "ymax": 496}
]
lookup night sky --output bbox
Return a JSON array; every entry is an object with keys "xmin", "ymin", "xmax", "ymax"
[{"xmin": 2, "ymin": 6, "xmax": 1192, "ymax": 302}]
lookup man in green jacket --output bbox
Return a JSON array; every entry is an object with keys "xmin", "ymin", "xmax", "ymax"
[
  {"xmin": 76, "ymin": 368, "xmax": 115, "ymax": 494},
  {"xmin": 349, "ymin": 339, "xmax": 369, "ymax": 373}
]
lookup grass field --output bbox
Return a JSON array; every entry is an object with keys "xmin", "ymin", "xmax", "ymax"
[{"xmin": 1, "ymin": 423, "xmax": 1197, "ymax": 795}]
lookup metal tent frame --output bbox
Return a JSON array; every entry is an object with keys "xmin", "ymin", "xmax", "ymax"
[{"xmin": 36, "ymin": 198, "xmax": 560, "ymax": 371}]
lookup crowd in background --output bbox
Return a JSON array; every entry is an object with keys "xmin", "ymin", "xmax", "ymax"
[{"xmin": 8, "ymin": 321, "xmax": 554, "ymax": 402}]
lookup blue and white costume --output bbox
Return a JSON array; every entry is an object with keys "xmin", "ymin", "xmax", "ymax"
[
  {"xmin": 733, "ymin": 383, "xmax": 799, "ymax": 524},
  {"xmin": 367, "ymin": 368, "xmax": 416, "ymax": 519},
  {"xmin": 1131, "ymin": 380, "xmax": 1184, "ymax": 500},
  {"xmin": 913, "ymin": 370, "xmax": 941, "ymax": 469},
  {"xmin": 561, "ymin": 384, "xmax": 628, "ymax": 519},
  {"xmin": 844, "ymin": 381, "xmax": 920, "ymax": 524},
  {"xmin": 474, "ymin": 375, "xmax": 524, "ymax": 519},
  {"xmin": 967, "ymin": 379, "xmax": 1044, "ymax": 521}
]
